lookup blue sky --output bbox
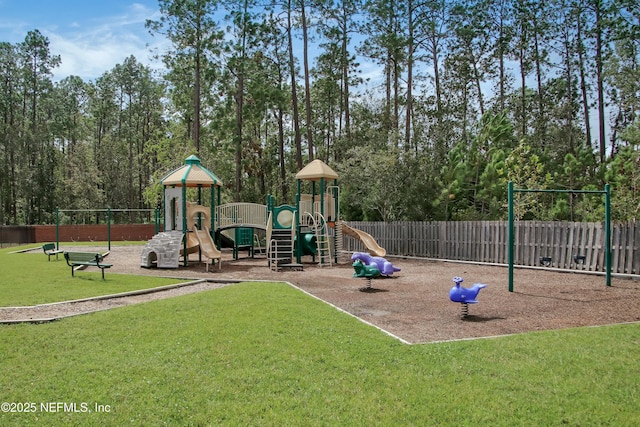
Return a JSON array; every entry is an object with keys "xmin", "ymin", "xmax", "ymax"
[
  {"xmin": 0, "ymin": 0, "xmax": 382, "ymax": 90},
  {"xmin": 0, "ymin": 0, "xmax": 166, "ymax": 81}
]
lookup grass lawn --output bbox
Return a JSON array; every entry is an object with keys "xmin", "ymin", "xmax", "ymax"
[
  {"xmin": 0, "ymin": 245, "xmax": 179, "ymax": 306},
  {"xmin": 1, "ymin": 246, "xmax": 639, "ymax": 426}
]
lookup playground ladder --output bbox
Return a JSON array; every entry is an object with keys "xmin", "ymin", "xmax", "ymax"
[
  {"xmin": 268, "ymin": 239, "xmax": 279, "ymax": 272},
  {"xmin": 305, "ymin": 211, "xmax": 332, "ymax": 267},
  {"xmin": 268, "ymin": 227, "xmax": 295, "ymax": 271},
  {"xmin": 335, "ymin": 220, "xmax": 344, "ymax": 258},
  {"xmin": 253, "ymin": 233, "xmax": 264, "ymax": 255}
]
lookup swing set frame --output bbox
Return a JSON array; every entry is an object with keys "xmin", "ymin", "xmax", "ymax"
[
  {"xmin": 507, "ymin": 181, "xmax": 611, "ymax": 292},
  {"xmin": 55, "ymin": 208, "xmax": 161, "ymax": 251}
]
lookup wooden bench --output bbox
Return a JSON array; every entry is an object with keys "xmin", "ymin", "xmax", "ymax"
[
  {"xmin": 42, "ymin": 243, "xmax": 64, "ymax": 261},
  {"xmin": 64, "ymin": 252, "xmax": 112, "ymax": 279}
]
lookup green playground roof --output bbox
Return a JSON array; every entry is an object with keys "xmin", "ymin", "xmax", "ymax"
[{"xmin": 161, "ymin": 155, "xmax": 223, "ymax": 187}]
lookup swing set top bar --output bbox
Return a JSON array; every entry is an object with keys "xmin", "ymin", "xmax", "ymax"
[
  {"xmin": 507, "ymin": 181, "xmax": 612, "ymax": 292},
  {"xmin": 512, "ymin": 188, "xmax": 606, "ymax": 195},
  {"xmin": 57, "ymin": 208, "xmax": 156, "ymax": 212},
  {"xmin": 55, "ymin": 208, "xmax": 161, "ymax": 251}
]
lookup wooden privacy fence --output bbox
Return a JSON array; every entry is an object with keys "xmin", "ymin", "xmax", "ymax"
[
  {"xmin": 0, "ymin": 224, "xmax": 159, "ymax": 246},
  {"xmin": 343, "ymin": 221, "xmax": 640, "ymax": 276},
  {"xmin": 0, "ymin": 226, "xmax": 35, "ymax": 247}
]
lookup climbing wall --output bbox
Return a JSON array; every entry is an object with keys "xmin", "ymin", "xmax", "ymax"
[{"xmin": 140, "ymin": 231, "xmax": 185, "ymax": 268}]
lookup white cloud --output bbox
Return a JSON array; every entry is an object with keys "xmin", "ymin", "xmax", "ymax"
[
  {"xmin": 43, "ymin": 4, "xmax": 166, "ymax": 81},
  {"xmin": 48, "ymin": 31, "xmax": 155, "ymax": 81}
]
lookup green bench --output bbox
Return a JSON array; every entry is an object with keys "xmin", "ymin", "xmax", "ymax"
[
  {"xmin": 64, "ymin": 252, "xmax": 112, "ymax": 279},
  {"xmin": 42, "ymin": 243, "xmax": 64, "ymax": 261}
]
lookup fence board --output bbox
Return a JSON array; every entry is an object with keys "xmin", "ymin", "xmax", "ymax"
[
  {"xmin": 612, "ymin": 225, "xmax": 621, "ymax": 274},
  {"xmin": 586, "ymin": 223, "xmax": 596, "ymax": 271},
  {"xmin": 624, "ymin": 223, "xmax": 633, "ymax": 274},
  {"xmin": 573, "ymin": 225, "xmax": 584, "ymax": 271}
]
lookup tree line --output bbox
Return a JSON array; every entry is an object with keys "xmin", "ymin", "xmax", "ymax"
[{"xmin": 1, "ymin": 0, "xmax": 639, "ymax": 226}]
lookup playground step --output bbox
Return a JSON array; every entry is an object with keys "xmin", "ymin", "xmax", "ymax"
[
  {"xmin": 269, "ymin": 228, "xmax": 295, "ymax": 272},
  {"xmin": 279, "ymin": 263, "xmax": 303, "ymax": 271}
]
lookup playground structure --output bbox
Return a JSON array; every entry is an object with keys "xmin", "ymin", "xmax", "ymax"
[
  {"xmin": 140, "ymin": 156, "xmax": 388, "ymax": 271},
  {"xmin": 141, "ymin": 155, "xmax": 224, "ymax": 270}
]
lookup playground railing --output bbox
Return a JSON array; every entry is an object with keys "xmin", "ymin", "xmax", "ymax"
[{"xmin": 216, "ymin": 203, "xmax": 268, "ymax": 230}]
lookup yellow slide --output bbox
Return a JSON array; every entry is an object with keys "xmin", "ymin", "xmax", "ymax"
[
  {"xmin": 182, "ymin": 232, "xmax": 200, "ymax": 254},
  {"xmin": 341, "ymin": 222, "xmax": 386, "ymax": 257},
  {"xmin": 193, "ymin": 226, "xmax": 222, "ymax": 271}
]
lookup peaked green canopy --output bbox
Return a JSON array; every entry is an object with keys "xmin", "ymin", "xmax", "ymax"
[{"xmin": 161, "ymin": 155, "xmax": 223, "ymax": 187}]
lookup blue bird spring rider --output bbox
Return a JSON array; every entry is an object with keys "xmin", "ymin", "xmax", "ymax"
[{"xmin": 449, "ymin": 276, "xmax": 487, "ymax": 318}]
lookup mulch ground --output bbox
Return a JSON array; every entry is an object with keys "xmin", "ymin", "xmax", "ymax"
[
  {"xmin": 277, "ymin": 257, "xmax": 640, "ymax": 344},
  {"xmin": 6, "ymin": 246, "xmax": 640, "ymax": 344}
]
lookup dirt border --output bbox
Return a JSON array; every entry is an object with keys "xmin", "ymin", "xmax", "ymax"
[{"xmin": 0, "ymin": 279, "xmax": 239, "ymax": 324}]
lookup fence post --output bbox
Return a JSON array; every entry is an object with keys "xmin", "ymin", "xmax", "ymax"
[
  {"xmin": 605, "ymin": 184, "xmax": 611, "ymax": 286},
  {"xmin": 508, "ymin": 181, "xmax": 514, "ymax": 292},
  {"xmin": 107, "ymin": 208, "xmax": 111, "ymax": 251},
  {"xmin": 55, "ymin": 207, "xmax": 60, "ymax": 249}
]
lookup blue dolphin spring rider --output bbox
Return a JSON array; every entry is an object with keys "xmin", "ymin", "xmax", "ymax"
[{"xmin": 449, "ymin": 276, "xmax": 487, "ymax": 318}]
